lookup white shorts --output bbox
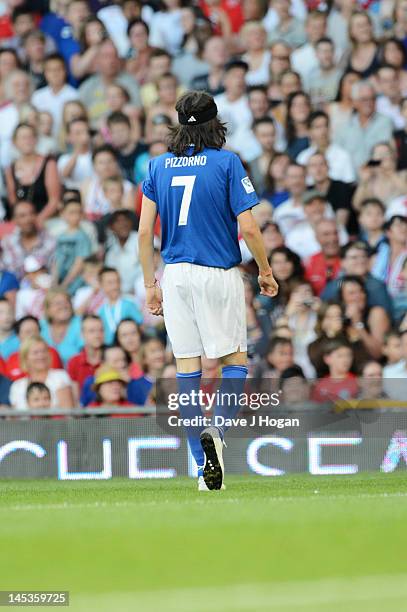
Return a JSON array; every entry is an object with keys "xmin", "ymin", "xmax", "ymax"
[{"xmin": 162, "ymin": 263, "xmax": 247, "ymax": 359}]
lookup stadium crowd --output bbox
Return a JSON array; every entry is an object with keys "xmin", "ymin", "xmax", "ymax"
[{"xmin": 0, "ymin": 0, "xmax": 406, "ymax": 411}]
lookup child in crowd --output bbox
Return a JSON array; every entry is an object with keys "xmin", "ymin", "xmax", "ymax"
[
  {"xmin": 358, "ymin": 198, "xmax": 386, "ymax": 255},
  {"xmin": 107, "ymin": 111, "xmax": 147, "ymax": 183},
  {"xmin": 97, "ymin": 267, "xmax": 142, "ymax": 344},
  {"xmin": 382, "ymin": 331, "xmax": 402, "ymax": 367},
  {"xmin": 72, "ymin": 256, "xmax": 104, "ymax": 315},
  {"xmin": 15, "ymin": 256, "xmax": 52, "ymax": 320},
  {"xmin": 254, "ymin": 336, "xmax": 295, "ymax": 380},
  {"xmin": 53, "ymin": 198, "xmax": 92, "ymax": 295},
  {"xmin": 26, "ymin": 381, "xmax": 52, "ymax": 409},
  {"xmin": 57, "ymin": 118, "xmax": 93, "ymax": 189},
  {"xmin": 312, "ymin": 340, "xmax": 358, "ymax": 402}
]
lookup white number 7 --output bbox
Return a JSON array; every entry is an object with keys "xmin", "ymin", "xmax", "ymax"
[{"xmin": 171, "ymin": 175, "xmax": 196, "ymax": 226}]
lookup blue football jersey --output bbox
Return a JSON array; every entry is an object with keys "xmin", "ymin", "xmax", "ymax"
[{"xmin": 142, "ymin": 148, "xmax": 258, "ymax": 269}]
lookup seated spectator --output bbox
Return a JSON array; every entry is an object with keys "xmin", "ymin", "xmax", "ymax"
[
  {"xmin": 287, "ymin": 196, "xmax": 347, "ymax": 264},
  {"xmin": 31, "ymin": 53, "xmax": 79, "ymax": 138},
  {"xmin": 127, "ymin": 337, "xmax": 166, "ymax": 405},
  {"xmin": 107, "ymin": 111, "xmax": 147, "ymax": 183},
  {"xmin": 279, "ymin": 365, "xmax": 313, "ymax": 408},
  {"xmin": 375, "ymin": 65, "xmax": 404, "ymax": 130},
  {"xmin": 382, "ymin": 331, "xmax": 403, "ymax": 369},
  {"xmin": 67, "ymin": 315, "xmax": 104, "ymax": 391},
  {"xmin": 89, "ymin": 365, "xmax": 134, "ymax": 409},
  {"xmin": 297, "ymin": 111, "xmax": 355, "ymax": 184},
  {"xmin": 40, "ymin": 289, "xmax": 83, "ymax": 364},
  {"xmin": 104, "ymin": 210, "xmax": 141, "ymax": 294},
  {"xmin": 191, "ymin": 35, "xmax": 227, "ymax": 97},
  {"xmin": 148, "ymin": 0, "xmax": 184, "ymax": 55},
  {"xmin": 308, "ymin": 302, "xmax": 369, "ymax": 377},
  {"xmin": 358, "ymin": 198, "xmax": 386, "ymax": 255},
  {"xmin": 145, "ymin": 73, "xmax": 180, "ymax": 141},
  {"xmin": 379, "ymin": 38, "xmax": 407, "ymax": 98},
  {"xmin": 10, "ymin": 336, "xmax": 75, "ymax": 409},
  {"xmin": 240, "ymin": 21, "xmax": 271, "ymax": 87},
  {"xmin": 0, "ymin": 267, "xmax": 19, "ymax": 305},
  {"xmin": 311, "ymin": 340, "xmax": 358, "ymax": 403},
  {"xmin": 80, "ymin": 144, "xmax": 135, "ymax": 221},
  {"xmin": 244, "ymin": 275, "xmax": 272, "ymax": 359},
  {"xmin": 79, "ymin": 38, "xmax": 141, "ymax": 129},
  {"xmin": 305, "ymin": 37, "xmax": 342, "ymax": 106},
  {"xmin": 53, "ymin": 197, "xmax": 92, "ymax": 295},
  {"xmin": 125, "ymin": 18, "xmax": 153, "ymax": 85},
  {"xmin": 322, "ymin": 241, "xmax": 394, "ymax": 318},
  {"xmin": 301, "ymin": 216, "xmax": 342, "ymax": 294},
  {"xmin": 0, "ymin": 298, "xmax": 18, "ymax": 359},
  {"xmin": 5, "ymin": 123, "xmax": 61, "ymax": 226},
  {"xmin": 248, "ymin": 117, "xmax": 277, "ymax": 194},
  {"xmin": 72, "ymin": 256, "xmax": 105, "ymax": 316},
  {"xmin": 371, "ymin": 215, "xmax": 407, "ymax": 321},
  {"xmin": 291, "ymin": 10, "xmax": 327, "ymax": 86},
  {"xmin": 352, "ymin": 142, "xmax": 407, "ymax": 211},
  {"xmin": 306, "ymin": 152, "xmax": 356, "ymax": 232},
  {"xmin": 285, "ymin": 91, "xmax": 311, "ymax": 160},
  {"xmin": 8, "ymin": 6, "xmax": 56, "ymax": 64},
  {"xmin": 1, "ymin": 200, "xmax": 56, "ymax": 280},
  {"xmin": 256, "ymin": 246, "xmax": 303, "ymax": 323},
  {"xmin": 5, "ymin": 315, "xmax": 62, "ymax": 381},
  {"xmin": 284, "ymin": 280, "xmax": 318, "ymax": 377},
  {"xmin": 0, "ymin": 69, "xmax": 34, "ymax": 168},
  {"xmin": 272, "ymin": 162, "xmax": 307, "ymax": 236},
  {"xmin": 97, "ymin": 267, "xmax": 142, "ymax": 344},
  {"xmin": 57, "ymin": 117, "xmax": 93, "ymax": 189},
  {"xmin": 59, "ymin": 99, "xmax": 89, "ymax": 152},
  {"xmin": 338, "ymin": 275, "xmax": 390, "ymax": 360},
  {"xmin": 357, "ymin": 361, "xmax": 386, "ymax": 401},
  {"xmin": 26, "ymin": 381, "xmax": 52, "ymax": 409},
  {"xmin": 267, "ymin": 0, "xmax": 306, "ymax": 49},
  {"xmin": 334, "ymin": 81, "xmax": 393, "ymax": 172},
  {"xmin": 383, "ymin": 329, "xmax": 407, "ymax": 400},
  {"xmin": 114, "ymin": 318, "xmax": 143, "ymax": 379},
  {"xmin": 253, "ymin": 336, "xmax": 295, "ymax": 379},
  {"xmin": 15, "ymin": 256, "xmax": 51, "ymax": 320},
  {"xmin": 140, "ymin": 49, "xmax": 173, "ymax": 109},
  {"xmin": 326, "ymin": 70, "xmax": 361, "ymax": 143},
  {"xmin": 70, "ymin": 15, "xmax": 108, "ymax": 82},
  {"xmin": 81, "ymin": 344, "xmax": 130, "ymax": 406},
  {"xmin": 345, "ymin": 11, "xmax": 379, "ymax": 79},
  {"xmin": 260, "ymin": 153, "xmax": 290, "ymax": 208}
]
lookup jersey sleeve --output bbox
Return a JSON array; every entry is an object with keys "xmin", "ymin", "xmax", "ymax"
[
  {"xmin": 142, "ymin": 160, "xmax": 157, "ymax": 202},
  {"xmin": 228, "ymin": 154, "xmax": 259, "ymax": 217}
]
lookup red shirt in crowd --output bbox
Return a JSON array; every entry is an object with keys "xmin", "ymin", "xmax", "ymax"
[
  {"xmin": 305, "ymin": 252, "xmax": 341, "ymax": 296},
  {"xmin": 67, "ymin": 349, "xmax": 101, "ymax": 390},
  {"xmin": 200, "ymin": 0, "xmax": 243, "ymax": 34},
  {"xmin": 311, "ymin": 374, "xmax": 359, "ymax": 403},
  {"xmin": 0, "ymin": 356, "xmax": 7, "ymax": 377},
  {"xmin": 6, "ymin": 347, "xmax": 63, "ymax": 381}
]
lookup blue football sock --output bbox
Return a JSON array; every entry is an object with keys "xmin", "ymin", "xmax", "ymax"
[
  {"xmin": 213, "ymin": 365, "xmax": 248, "ymax": 439},
  {"xmin": 176, "ymin": 371, "xmax": 205, "ymax": 474}
]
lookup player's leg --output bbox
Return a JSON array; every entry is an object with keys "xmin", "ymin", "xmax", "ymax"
[
  {"xmin": 191, "ymin": 266, "xmax": 248, "ymax": 489},
  {"xmin": 161, "ymin": 264, "xmax": 206, "ymax": 480}
]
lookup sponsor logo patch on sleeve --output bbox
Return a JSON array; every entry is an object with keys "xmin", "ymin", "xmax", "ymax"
[{"xmin": 241, "ymin": 176, "xmax": 255, "ymax": 194}]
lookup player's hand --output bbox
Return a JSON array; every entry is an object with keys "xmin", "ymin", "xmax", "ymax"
[
  {"xmin": 258, "ymin": 271, "xmax": 279, "ymax": 298},
  {"xmin": 146, "ymin": 286, "xmax": 163, "ymax": 316}
]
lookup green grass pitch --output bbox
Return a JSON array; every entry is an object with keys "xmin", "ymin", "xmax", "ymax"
[{"xmin": 1, "ymin": 473, "xmax": 407, "ymax": 611}]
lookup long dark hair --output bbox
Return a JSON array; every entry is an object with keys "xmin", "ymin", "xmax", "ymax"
[
  {"xmin": 285, "ymin": 91, "xmax": 310, "ymax": 146},
  {"xmin": 168, "ymin": 91, "xmax": 227, "ymax": 157}
]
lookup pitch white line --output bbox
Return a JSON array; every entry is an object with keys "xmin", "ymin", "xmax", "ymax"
[
  {"xmin": 71, "ymin": 574, "xmax": 407, "ymax": 611},
  {"xmin": 0, "ymin": 490, "xmax": 407, "ymax": 512}
]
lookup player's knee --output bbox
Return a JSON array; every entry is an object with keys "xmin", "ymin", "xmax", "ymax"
[{"xmin": 220, "ymin": 350, "xmax": 248, "ymax": 367}]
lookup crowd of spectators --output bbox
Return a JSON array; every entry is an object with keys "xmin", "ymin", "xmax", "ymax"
[{"xmin": 0, "ymin": 0, "xmax": 406, "ymax": 411}]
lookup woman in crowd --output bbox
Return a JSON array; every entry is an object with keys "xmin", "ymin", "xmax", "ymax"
[
  {"xmin": 338, "ymin": 276, "xmax": 390, "ymax": 360},
  {"xmin": 126, "ymin": 18, "xmax": 153, "ymax": 85},
  {"xmin": 5, "ymin": 123, "xmax": 60, "ymax": 226},
  {"xmin": 327, "ymin": 70, "xmax": 361, "ymax": 142},
  {"xmin": 379, "ymin": 38, "xmax": 407, "ymax": 95},
  {"xmin": 71, "ymin": 16, "xmax": 108, "ymax": 82},
  {"xmin": 346, "ymin": 11, "xmax": 380, "ymax": 78},
  {"xmin": 59, "ymin": 99, "xmax": 89, "ymax": 151},
  {"xmin": 6, "ymin": 315, "xmax": 63, "ymax": 381},
  {"xmin": 285, "ymin": 91, "xmax": 311, "ymax": 159},
  {"xmin": 40, "ymin": 289, "xmax": 83, "ymax": 364},
  {"xmin": 284, "ymin": 280, "xmax": 318, "ymax": 378},
  {"xmin": 261, "ymin": 153, "xmax": 290, "ymax": 208},
  {"xmin": 80, "ymin": 144, "xmax": 135, "ymax": 220},
  {"xmin": 241, "ymin": 21, "xmax": 271, "ymax": 86},
  {"xmin": 9, "ymin": 335, "xmax": 75, "ymax": 409},
  {"xmin": 127, "ymin": 337, "xmax": 166, "ymax": 405},
  {"xmin": 114, "ymin": 318, "xmax": 143, "ymax": 379},
  {"xmin": 0, "ymin": 69, "xmax": 33, "ymax": 168},
  {"xmin": 353, "ymin": 142, "xmax": 407, "ymax": 210}
]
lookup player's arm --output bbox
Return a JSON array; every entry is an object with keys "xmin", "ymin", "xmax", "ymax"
[
  {"xmin": 238, "ymin": 209, "xmax": 278, "ymax": 298},
  {"xmin": 138, "ymin": 195, "xmax": 163, "ymax": 316}
]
